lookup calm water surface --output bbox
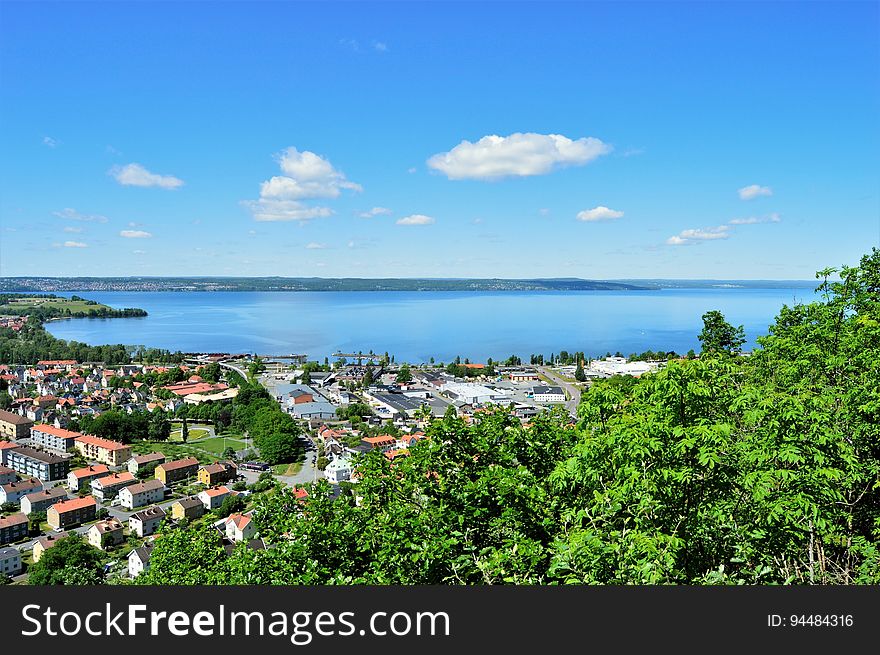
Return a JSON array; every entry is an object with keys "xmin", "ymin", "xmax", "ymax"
[{"xmin": 42, "ymin": 289, "xmax": 816, "ymax": 362}]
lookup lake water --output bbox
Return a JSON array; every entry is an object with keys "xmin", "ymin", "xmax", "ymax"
[{"xmin": 41, "ymin": 288, "xmax": 816, "ymax": 362}]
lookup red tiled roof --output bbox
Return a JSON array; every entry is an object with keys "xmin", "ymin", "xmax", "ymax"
[
  {"xmin": 92, "ymin": 471, "xmax": 135, "ymax": 487},
  {"xmin": 51, "ymin": 496, "xmax": 97, "ymax": 513},
  {"xmin": 226, "ymin": 513, "xmax": 251, "ymax": 529},
  {"xmin": 74, "ymin": 434, "xmax": 129, "ymax": 451},
  {"xmin": 0, "ymin": 513, "xmax": 27, "ymax": 529},
  {"xmin": 33, "ymin": 424, "xmax": 82, "ymax": 439},
  {"xmin": 69, "ymin": 464, "xmax": 110, "ymax": 479},
  {"xmin": 202, "ymin": 486, "xmax": 230, "ymax": 498}
]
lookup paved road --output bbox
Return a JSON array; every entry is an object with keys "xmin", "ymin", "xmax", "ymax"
[{"xmin": 538, "ymin": 366, "xmax": 583, "ymax": 415}]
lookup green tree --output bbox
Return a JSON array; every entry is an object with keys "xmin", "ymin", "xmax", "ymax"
[
  {"xmin": 148, "ymin": 411, "xmax": 171, "ymax": 441},
  {"xmin": 698, "ymin": 310, "xmax": 746, "ymax": 356},
  {"xmin": 218, "ymin": 494, "xmax": 246, "ymax": 516},
  {"xmin": 396, "ymin": 362, "xmax": 412, "ymax": 384},
  {"xmin": 574, "ymin": 361, "xmax": 586, "ymax": 382},
  {"xmin": 181, "ymin": 417, "xmax": 189, "ymax": 443},
  {"xmin": 28, "ymin": 535, "xmax": 105, "ymax": 585}
]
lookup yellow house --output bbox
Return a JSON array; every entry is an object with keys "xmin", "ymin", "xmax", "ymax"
[
  {"xmin": 32, "ymin": 531, "xmax": 68, "ymax": 562},
  {"xmin": 73, "ymin": 435, "xmax": 132, "ymax": 466}
]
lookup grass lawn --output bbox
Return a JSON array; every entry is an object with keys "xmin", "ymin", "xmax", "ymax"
[
  {"xmin": 131, "ymin": 440, "xmax": 214, "ymax": 464},
  {"xmin": 190, "ymin": 436, "xmax": 248, "ymax": 456},
  {"xmin": 169, "ymin": 427, "xmax": 210, "ymax": 442},
  {"xmin": 3, "ymin": 297, "xmax": 113, "ymax": 313},
  {"xmin": 271, "ymin": 462, "xmax": 303, "ymax": 476}
]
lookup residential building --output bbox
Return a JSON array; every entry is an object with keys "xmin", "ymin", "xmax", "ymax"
[
  {"xmin": 0, "ymin": 410, "xmax": 32, "ymax": 440},
  {"xmin": 532, "ymin": 385, "xmax": 566, "ymax": 404},
  {"xmin": 508, "ymin": 370, "xmax": 540, "ymax": 382},
  {"xmin": 170, "ymin": 496, "xmax": 204, "ymax": 521},
  {"xmin": 6, "ymin": 446, "xmax": 70, "ymax": 481},
  {"xmin": 87, "ymin": 518, "xmax": 124, "ymax": 550},
  {"xmin": 0, "ymin": 477, "xmax": 42, "ymax": 504},
  {"xmin": 361, "ymin": 435, "xmax": 397, "ymax": 453},
  {"xmin": 126, "ymin": 452, "xmax": 165, "ymax": 476},
  {"xmin": 118, "ymin": 479, "xmax": 166, "ymax": 509},
  {"xmin": 20, "ymin": 486, "xmax": 68, "ymax": 515},
  {"xmin": 197, "ymin": 461, "xmax": 237, "ymax": 486},
  {"xmin": 197, "ymin": 486, "xmax": 231, "ymax": 510},
  {"xmin": 0, "ymin": 465, "xmax": 16, "ymax": 485},
  {"xmin": 225, "ymin": 513, "xmax": 256, "ymax": 542},
  {"xmin": 47, "ymin": 496, "xmax": 97, "ymax": 529},
  {"xmin": 66, "ymin": 464, "xmax": 111, "ymax": 491},
  {"xmin": 129, "ymin": 506, "xmax": 166, "ymax": 537},
  {"xmin": 0, "ymin": 513, "xmax": 28, "ymax": 544},
  {"xmin": 74, "ymin": 435, "xmax": 132, "ymax": 466},
  {"xmin": 32, "ymin": 532, "xmax": 68, "ymax": 562},
  {"xmin": 128, "ymin": 543, "xmax": 154, "ymax": 578},
  {"xmin": 29, "ymin": 424, "xmax": 81, "ymax": 452},
  {"xmin": 155, "ymin": 457, "xmax": 199, "ymax": 484},
  {"xmin": 0, "ymin": 441, "xmax": 19, "ymax": 466},
  {"xmin": 90, "ymin": 471, "xmax": 138, "ymax": 501},
  {"xmin": 0, "ymin": 546, "xmax": 22, "ymax": 577},
  {"xmin": 324, "ymin": 455, "xmax": 353, "ymax": 484}
]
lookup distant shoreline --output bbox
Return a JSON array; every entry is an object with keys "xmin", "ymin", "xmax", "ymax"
[{"xmin": 0, "ymin": 277, "xmax": 818, "ymax": 293}]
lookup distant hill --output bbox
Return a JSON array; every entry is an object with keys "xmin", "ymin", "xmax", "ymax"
[{"xmin": 0, "ymin": 276, "xmax": 652, "ymax": 292}]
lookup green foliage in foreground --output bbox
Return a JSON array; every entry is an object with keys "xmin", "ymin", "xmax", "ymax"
[
  {"xmin": 134, "ymin": 250, "xmax": 880, "ymax": 585},
  {"xmin": 28, "ymin": 535, "xmax": 105, "ymax": 585}
]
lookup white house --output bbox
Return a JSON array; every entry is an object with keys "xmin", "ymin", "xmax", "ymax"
[
  {"xmin": 324, "ymin": 455, "xmax": 353, "ymax": 484},
  {"xmin": 532, "ymin": 385, "xmax": 566, "ymax": 404},
  {"xmin": 118, "ymin": 479, "xmax": 166, "ymax": 510},
  {"xmin": 197, "ymin": 486, "xmax": 231, "ymax": 510},
  {"xmin": 128, "ymin": 544, "xmax": 154, "ymax": 578},
  {"xmin": 0, "ymin": 478, "xmax": 42, "ymax": 504},
  {"xmin": 225, "ymin": 513, "xmax": 256, "ymax": 542},
  {"xmin": 129, "ymin": 506, "xmax": 166, "ymax": 537},
  {"xmin": 0, "ymin": 546, "xmax": 22, "ymax": 577}
]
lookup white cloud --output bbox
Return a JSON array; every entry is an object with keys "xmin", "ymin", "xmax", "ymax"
[
  {"xmin": 53, "ymin": 208, "xmax": 109, "ymax": 223},
  {"xmin": 111, "ymin": 163, "xmax": 184, "ymax": 189},
  {"xmin": 539, "ymin": 208, "xmax": 550, "ymax": 216},
  {"xmin": 241, "ymin": 199, "xmax": 333, "ymax": 223},
  {"xmin": 63, "ymin": 241, "xmax": 88, "ymax": 248},
  {"xmin": 576, "ymin": 206, "xmax": 624, "ymax": 222},
  {"xmin": 132, "ymin": 250, "xmax": 146, "ymax": 255},
  {"xmin": 666, "ymin": 225, "xmax": 731, "ymax": 246},
  {"xmin": 127, "ymin": 221, "xmax": 143, "ymax": 227},
  {"xmin": 407, "ymin": 167, "xmax": 417, "ymax": 174},
  {"xmin": 427, "ymin": 132, "xmax": 611, "ymax": 180},
  {"xmin": 396, "ymin": 214, "xmax": 435, "ymax": 226},
  {"xmin": 373, "ymin": 41, "xmax": 388, "ymax": 52},
  {"xmin": 340, "ymin": 38, "xmax": 360, "ymax": 51},
  {"xmin": 305, "ymin": 242, "xmax": 327, "ymax": 249},
  {"xmin": 738, "ymin": 184, "xmax": 772, "ymax": 200},
  {"xmin": 120, "ymin": 230, "xmax": 152, "ymax": 238},
  {"xmin": 728, "ymin": 212, "xmax": 781, "ymax": 225},
  {"xmin": 358, "ymin": 206, "xmax": 392, "ymax": 218},
  {"xmin": 42, "ymin": 136, "xmax": 59, "ymax": 148},
  {"xmin": 63, "ymin": 226, "xmax": 82, "ymax": 233},
  {"xmin": 245, "ymin": 147, "xmax": 360, "ymax": 223}
]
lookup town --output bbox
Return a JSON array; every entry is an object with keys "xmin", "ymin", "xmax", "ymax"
[{"xmin": 0, "ymin": 348, "xmax": 667, "ymax": 584}]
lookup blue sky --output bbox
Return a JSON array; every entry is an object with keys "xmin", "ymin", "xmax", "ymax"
[{"xmin": 1, "ymin": 1, "xmax": 877, "ymax": 279}]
